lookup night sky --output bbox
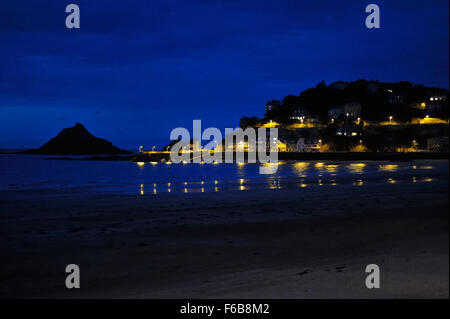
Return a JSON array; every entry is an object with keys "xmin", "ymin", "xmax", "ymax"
[{"xmin": 0, "ymin": 0, "xmax": 448, "ymax": 149}]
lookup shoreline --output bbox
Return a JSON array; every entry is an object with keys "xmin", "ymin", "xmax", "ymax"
[{"xmin": 1, "ymin": 151, "xmax": 447, "ymax": 162}]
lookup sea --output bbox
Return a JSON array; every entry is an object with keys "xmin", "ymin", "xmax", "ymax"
[{"xmin": 0, "ymin": 154, "xmax": 448, "ymax": 196}]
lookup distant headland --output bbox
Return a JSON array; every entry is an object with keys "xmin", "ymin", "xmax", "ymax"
[
  {"xmin": 238, "ymin": 79, "xmax": 449, "ymax": 153},
  {"xmin": 19, "ymin": 123, "xmax": 132, "ymax": 155}
]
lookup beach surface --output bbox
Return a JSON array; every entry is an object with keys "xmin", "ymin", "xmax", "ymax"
[{"xmin": 0, "ymin": 179, "xmax": 448, "ymax": 298}]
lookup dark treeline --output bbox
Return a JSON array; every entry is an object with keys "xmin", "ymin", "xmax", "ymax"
[{"xmin": 240, "ymin": 79, "xmax": 449, "ymax": 128}]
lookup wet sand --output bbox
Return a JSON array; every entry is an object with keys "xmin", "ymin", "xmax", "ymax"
[{"xmin": 0, "ymin": 180, "xmax": 448, "ymax": 298}]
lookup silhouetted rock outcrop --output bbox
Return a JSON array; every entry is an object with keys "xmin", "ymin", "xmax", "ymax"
[{"xmin": 23, "ymin": 123, "xmax": 131, "ymax": 155}]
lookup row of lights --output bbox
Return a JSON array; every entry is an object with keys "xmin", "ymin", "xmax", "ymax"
[{"xmin": 140, "ymin": 176, "xmax": 432, "ymax": 195}]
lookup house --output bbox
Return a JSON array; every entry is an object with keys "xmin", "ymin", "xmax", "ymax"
[
  {"xmin": 266, "ymin": 100, "xmax": 281, "ymax": 113},
  {"xmin": 429, "ymin": 95, "xmax": 447, "ymax": 102},
  {"xmin": 389, "ymin": 92, "xmax": 405, "ymax": 104},
  {"xmin": 296, "ymin": 138, "xmax": 322, "ymax": 152},
  {"xmin": 280, "ymin": 137, "xmax": 298, "ymax": 152},
  {"xmin": 411, "ymin": 101, "xmax": 427, "ymax": 110},
  {"xmin": 290, "ymin": 108, "xmax": 306, "ymax": 120},
  {"xmin": 290, "ymin": 108, "xmax": 320, "ymax": 124},
  {"xmin": 344, "ymin": 102, "xmax": 362, "ymax": 118},
  {"xmin": 336, "ymin": 122, "xmax": 361, "ymax": 137},
  {"xmin": 328, "ymin": 106, "xmax": 345, "ymax": 120},
  {"xmin": 427, "ymin": 137, "xmax": 449, "ymax": 152},
  {"xmin": 427, "ymin": 101, "xmax": 445, "ymax": 112}
]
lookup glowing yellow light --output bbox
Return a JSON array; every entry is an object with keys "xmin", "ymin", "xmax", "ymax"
[
  {"xmin": 239, "ymin": 178, "xmax": 245, "ymax": 184},
  {"xmin": 214, "ymin": 180, "xmax": 218, "ymax": 185},
  {"xmin": 387, "ymin": 178, "xmax": 396, "ymax": 184},
  {"xmin": 379, "ymin": 164, "xmax": 399, "ymax": 172},
  {"xmin": 168, "ymin": 182, "xmax": 171, "ymax": 187},
  {"xmin": 353, "ymin": 180, "xmax": 364, "ymax": 186},
  {"xmin": 137, "ymin": 162, "xmax": 145, "ymax": 167},
  {"xmin": 184, "ymin": 182, "xmax": 188, "ymax": 186},
  {"xmin": 300, "ymin": 183, "xmax": 307, "ymax": 188},
  {"xmin": 325, "ymin": 164, "xmax": 339, "ymax": 173},
  {"xmin": 140, "ymin": 184, "xmax": 144, "ymax": 195},
  {"xmin": 261, "ymin": 121, "xmax": 279, "ymax": 128},
  {"xmin": 184, "ymin": 188, "xmax": 188, "ymax": 193},
  {"xmin": 348, "ymin": 163, "xmax": 366, "ymax": 174},
  {"xmin": 293, "ymin": 162, "xmax": 309, "ymax": 175}
]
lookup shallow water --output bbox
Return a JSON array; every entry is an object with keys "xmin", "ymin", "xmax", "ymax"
[{"xmin": 0, "ymin": 154, "xmax": 448, "ymax": 195}]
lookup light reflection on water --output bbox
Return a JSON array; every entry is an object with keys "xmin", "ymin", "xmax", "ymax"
[
  {"xmin": 353, "ymin": 179, "xmax": 364, "ymax": 186},
  {"xmin": 293, "ymin": 162, "xmax": 310, "ymax": 175},
  {"xmin": 378, "ymin": 164, "xmax": 399, "ymax": 172},
  {"xmin": 137, "ymin": 170, "xmax": 440, "ymax": 195},
  {"xmin": 348, "ymin": 163, "xmax": 366, "ymax": 174},
  {"xmin": 387, "ymin": 178, "xmax": 396, "ymax": 184},
  {"xmin": 0, "ymin": 155, "xmax": 446, "ymax": 195}
]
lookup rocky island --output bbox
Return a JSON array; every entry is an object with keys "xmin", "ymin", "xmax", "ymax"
[{"xmin": 21, "ymin": 123, "xmax": 132, "ymax": 155}]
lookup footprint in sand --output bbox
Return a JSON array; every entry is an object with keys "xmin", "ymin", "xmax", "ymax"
[
  {"xmin": 335, "ymin": 266, "xmax": 346, "ymax": 272},
  {"xmin": 297, "ymin": 269, "xmax": 312, "ymax": 276}
]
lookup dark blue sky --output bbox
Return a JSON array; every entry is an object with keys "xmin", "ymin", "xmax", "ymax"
[{"xmin": 0, "ymin": 0, "xmax": 448, "ymax": 149}]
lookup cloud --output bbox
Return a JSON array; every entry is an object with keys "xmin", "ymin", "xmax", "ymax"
[{"xmin": 0, "ymin": 0, "xmax": 448, "ymax": 147}]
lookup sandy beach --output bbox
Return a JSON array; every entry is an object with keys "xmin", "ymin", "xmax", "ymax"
[{"xmin": 0, "ymin": 176, "xmax": 448, "ymax": 299}]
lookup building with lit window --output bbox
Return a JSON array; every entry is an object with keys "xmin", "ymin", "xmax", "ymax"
[
  {"xmin": 336, "ymin": 122, "xmax": 361, "ymax": 136},
  {"xmin": 296, "ymin": 138, "xmax": 322, "ymax": 152},
  {"xmin": 344, "ymin": 102, "xmax": 362, "ymax": 119},
  {"xmin": 328, "ymin": 106, "xmax": 345, "ymax": 120}
]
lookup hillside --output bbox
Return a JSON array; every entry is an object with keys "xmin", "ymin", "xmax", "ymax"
[{"xmin": 24, "ymin": 123, "xmax": 131, "ymax": 155}]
